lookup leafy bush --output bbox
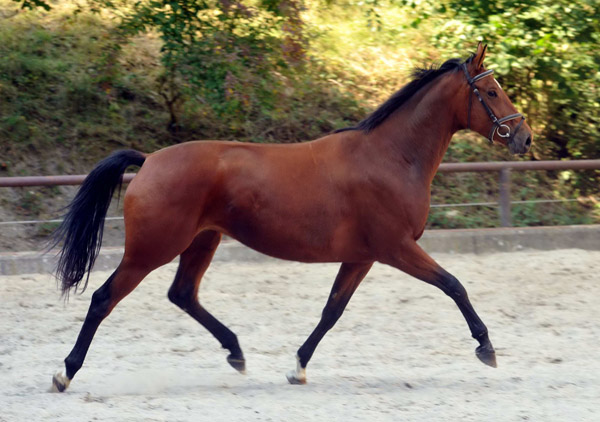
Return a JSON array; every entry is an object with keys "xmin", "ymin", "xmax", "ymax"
[
  {"xmin": 116, "ymin": 0, "xmax": 363, "ymax": 140},
  {"xmin": 412, "ymin": 0, "xmax": 600, "ymax": 193}
]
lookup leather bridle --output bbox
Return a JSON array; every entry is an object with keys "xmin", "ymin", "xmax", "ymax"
[{"xmin": 462, "ymin": 63, "xmax": 525, "ymax": 145}]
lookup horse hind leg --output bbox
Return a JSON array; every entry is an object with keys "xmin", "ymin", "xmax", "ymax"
[
  {"xmin": 51, "ymin": 260, "xmax": 153, "ymax": 392},
  {"xmin": 167, "ymin": 230, "xmax": 246, "ymax": 374}
]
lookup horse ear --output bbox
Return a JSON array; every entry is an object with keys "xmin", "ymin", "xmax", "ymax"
[{"xmin": 473, "ymin": 42, "xmax": 487, "ymax": 69}]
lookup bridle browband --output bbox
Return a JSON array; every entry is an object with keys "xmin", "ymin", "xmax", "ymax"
[{"xmin": 461, "ymin": 63, "xmax": 525, "ymax": 145}]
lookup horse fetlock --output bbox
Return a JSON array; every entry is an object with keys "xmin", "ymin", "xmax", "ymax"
[{"xmin": 64, "ymin": 355, "xmax": 83, "ymax": 380}]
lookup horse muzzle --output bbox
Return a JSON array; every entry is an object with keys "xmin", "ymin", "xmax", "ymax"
[{"xmin": 509, "ymin": 131, "xmax": 532, "ymax": 155}]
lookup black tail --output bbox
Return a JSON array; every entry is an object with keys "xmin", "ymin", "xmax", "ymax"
[{"xmin": 51, "ymin": 150, "xmax": 146, "ymax": 296}]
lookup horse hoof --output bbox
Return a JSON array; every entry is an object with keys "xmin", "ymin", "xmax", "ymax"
[
  {"xmin": 50, "ymin": 372, "xmax": 71, "ymax": 393},
  {"xmin": 286, "ymin": 370, "xmax": 306, "ymax": 385},
  {"xmin": 287, "ymin": 354, "xmax": 307, "ymax": 384},
  {"xmin": 227, "ymin": 354, "xmax": 246, "ymax": 374},
  {"xmin": 476, "ymin": 344, "xmax": 497, "ymax": 368}
]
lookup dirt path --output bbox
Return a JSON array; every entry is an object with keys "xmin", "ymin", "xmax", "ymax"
[{"xmin": 1, "ymin": 249, "xmax": 599, "ymax": 421}]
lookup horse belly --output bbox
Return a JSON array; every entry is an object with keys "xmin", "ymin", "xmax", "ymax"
[
  {"xmin": 214, "ymin": 192, "xmax": 368, "ymax": 263},
  {"xmin": 231, "ymin": 224, "xmax": 366, "ymax": 263}
]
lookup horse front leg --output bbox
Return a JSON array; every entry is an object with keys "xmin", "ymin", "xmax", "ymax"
[
  {"xmin": 287, "ymin": 262, "xmax": 373, "ymax": 384},
  {"xmin": 383, "ymin": 240, "xmax": 496, "ymax": 367}
]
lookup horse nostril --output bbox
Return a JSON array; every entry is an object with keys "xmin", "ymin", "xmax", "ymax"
[{"xmin": 525, "ymin": 135, "xmax": 532, "ymax": 148}]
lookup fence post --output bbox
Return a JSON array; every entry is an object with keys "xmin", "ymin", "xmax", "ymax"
[{"xmin": 499, "ymin": 168, "xmax": 512, "ymax": 227}]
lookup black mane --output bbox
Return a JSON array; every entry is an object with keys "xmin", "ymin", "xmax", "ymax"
[{"xmin": 335, "ymin": 55, "xmax": 473, "ymax": 134}]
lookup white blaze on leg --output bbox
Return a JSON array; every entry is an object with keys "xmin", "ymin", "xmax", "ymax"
[
  {"xmin": 286, "ymin": 354, "xmax": 307, "ymax": 385},
  {"xmin": 50, "ymin": 371, "xmax": 71, "ymax": 393}
]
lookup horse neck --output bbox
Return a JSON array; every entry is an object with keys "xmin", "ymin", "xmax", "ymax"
[{"xmin": 365, "ymin": 73, "xmax": 463, "ymax": 184}]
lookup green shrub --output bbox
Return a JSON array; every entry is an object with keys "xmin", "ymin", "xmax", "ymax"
[{"xmin": 412, "ymin": 0, "xmax": 600, "ymax": 193}]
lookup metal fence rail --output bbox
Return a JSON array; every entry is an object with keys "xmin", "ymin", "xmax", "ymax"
[
  {"xmin": 1, "ymin": 159, "xmax": 599, "ymax": 227},
  {"xmin": 437, "ymin": 159, "xmax": 600, "ymax": 172},
  {"xmin": 436, "ymin": 160, "xmax": 600, "ymax": 226},
  {"xmin": 0, "ymin": 173, "xmax": 136, "ymax": 187}
]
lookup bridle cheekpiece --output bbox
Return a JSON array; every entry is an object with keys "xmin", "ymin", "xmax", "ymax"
[{"xmin": 461, "ymin": 63, "xmax": 524, "ymax": 145}]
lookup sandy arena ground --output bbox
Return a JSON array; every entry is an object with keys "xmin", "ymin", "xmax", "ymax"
[{"xmin": 1, "ymin": 249, "xmax": 599, "ymax": 421}]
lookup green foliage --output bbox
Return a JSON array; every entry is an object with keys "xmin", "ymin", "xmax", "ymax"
[
  {"xmin": 0, "ymin": 4, "xmax": 169, "ymax": 170},
  {"xmin": 57, "ymin": 0, "xmax": 358, "ymax": 141},
  {"xmin": 101, "ymin": 1, "xmax": 298, "ymax": 135},
  {"xmin": 14, "ymin": 0, "xmax": 50, "ymax": 11},
  {"xmin": 412, "ymin": 0, "xmax": 600, "ymax": 193}
]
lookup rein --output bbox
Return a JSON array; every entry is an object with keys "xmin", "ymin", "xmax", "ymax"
[{"xmin": 461, "ymin": 63, "xmax": 524, "ymax": 145}]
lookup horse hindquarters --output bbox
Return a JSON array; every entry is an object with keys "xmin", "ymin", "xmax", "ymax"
[{"xmin": 51, "ymin": 146, "xmax": 213, "ymax": 392}]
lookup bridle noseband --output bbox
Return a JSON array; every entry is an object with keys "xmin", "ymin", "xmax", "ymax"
[{"xmin": 462, "ymin": 63, "xmax": 525, "ymax": 145}]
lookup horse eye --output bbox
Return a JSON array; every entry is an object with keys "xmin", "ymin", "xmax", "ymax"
[{"xmin": 487, "ymin": 90, "xmax": 498, "ymax": 98}]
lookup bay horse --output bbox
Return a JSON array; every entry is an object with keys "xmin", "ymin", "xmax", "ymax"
[{"xmin": 51, "ymin": 43, "xmax": 532, "ymax": 392}]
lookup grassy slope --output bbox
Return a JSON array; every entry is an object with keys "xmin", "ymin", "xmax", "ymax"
[{"xmin": 0, "ymin": 2, "xmax": 170, "ymax": 175}]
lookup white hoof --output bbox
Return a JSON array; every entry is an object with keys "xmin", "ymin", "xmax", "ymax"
[
  {"xmin": 286, "ymin": 355, "xmax": 307, "ymax": 385},
  {"xmin": 50, "ymin": 372, "xmax": 71, "ymax": 393},
  {"xmin": 286, "ymin": 370, "xmax": 306, "ymax": 385}
]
